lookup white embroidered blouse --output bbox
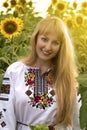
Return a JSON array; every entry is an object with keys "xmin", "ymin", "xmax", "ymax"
[{"xmin": 0, "ymin": 61, "xmax": 82, "ymax": 130}]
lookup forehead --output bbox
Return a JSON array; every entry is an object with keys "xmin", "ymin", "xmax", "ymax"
[
  {"xmin": 38, "ymin": 22, "xmax": 62, "ymax": 41},
  {"xmin": 39, "ymin": 22, "xmax": 57, "ymax": 34},
  {"xmin": 40, "ymin": 33, "xmax": 58, "ymax": 41}
]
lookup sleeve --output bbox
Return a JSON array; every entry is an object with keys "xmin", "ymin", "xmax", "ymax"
[
  {"xmin": 0, "ymin": 68, "xmax": 16, "ymax": 130},
  {"xmin": 72, "ymin": 94, "xmax": 82, "ymax": 130}
]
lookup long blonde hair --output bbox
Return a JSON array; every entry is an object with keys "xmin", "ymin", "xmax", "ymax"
[{"xmin": 23, "ymin": 16, "xmax": 78, "ymax": 127}]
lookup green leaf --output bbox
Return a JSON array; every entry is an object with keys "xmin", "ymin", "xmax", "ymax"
[
  {"xmin": 77, "ymin": 74, "xmax": 87, "ymax": 89},
  {"xmin": 77, "ymin": 74, "xmax": 87, "ymax": 129},
  {"xmin": 30, "ymin": 124, "xmax": 48, "ymax": 130},
  {"xmin": 80, "ymin": 90, "xmax": 87, "ymax": 129}
]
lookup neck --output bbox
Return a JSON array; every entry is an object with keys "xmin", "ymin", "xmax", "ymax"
[{"xmin": 33, "ymin": 60, "xmax": 52, "ymax": 74}]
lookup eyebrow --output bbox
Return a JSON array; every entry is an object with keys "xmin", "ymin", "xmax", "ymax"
[{"xmin": 42, "ymin": 34, "xmax": 60, "ymax": 43}]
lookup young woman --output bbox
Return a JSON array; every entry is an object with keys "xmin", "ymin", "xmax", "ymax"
[{"xmin": 0, "ymin": 16, "xmax": 81, "ymax": 130}]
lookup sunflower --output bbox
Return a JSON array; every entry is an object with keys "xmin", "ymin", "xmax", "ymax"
[
  {"xmin": 56, "ymin": 1, "xmax": 67, "ymax": 13},
  {"xmin": 3, "ymin": 2, "xmax": 9, "ymax": 8},
  {"xmin": 65, "ymin": 17, "xmax": 73, "ymax": 28},
  {"xmin": 10, "ymin": 0, "xmax": 17, "ymax": 7},
  {"xmin": 52, "ymin": 0, "xmax": 57, "ymax": 6},
  {"xmin": 72, "ymin": 2, "xmax": 77, "ymax": 9},
  {"xmin": 75, "ymin": 14, "xmax": 84, "ymax": 26},
  {"xmin": 81, "ymin": 1, "xmax": 87, "ymax": 10},
  {"xmin": 0, "ymin": 17, "xmax": 23, "ymax": 38}
]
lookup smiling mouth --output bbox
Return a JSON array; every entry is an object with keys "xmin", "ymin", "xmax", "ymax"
[{"xmin": 42, "ymin": 50, "xmax": 51, "ymax": 56}]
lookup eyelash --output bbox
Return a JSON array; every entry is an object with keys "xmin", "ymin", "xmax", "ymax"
[
  {"xmin": 53, "ymin": 41, "xmax": 58, "ymax": 45},
  {"xmin": 53, "ymin": 41, "xmax": 60, "ymax": 45},
  {"xmin": 41, "ymin": 37, "xmax": 48, "ymax": 42}
]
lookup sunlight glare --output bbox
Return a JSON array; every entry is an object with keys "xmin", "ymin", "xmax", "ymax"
[
  {"xmin": 0, "ymin": 0, "xmax": 85, "ymax": 17},
  {"xmin": 33, "ymin": 0, "xmax": 51, "ymax": 17}
]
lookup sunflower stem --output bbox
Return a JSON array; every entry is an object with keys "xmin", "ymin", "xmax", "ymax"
[{"xmin": 9, "ymin": 36, "xmax": 14, "ymax": 62}]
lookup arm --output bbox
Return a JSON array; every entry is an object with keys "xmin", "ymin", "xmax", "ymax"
[{"xmin": 0, "ymin": 68, "xmax": 16, "ymax": 130}]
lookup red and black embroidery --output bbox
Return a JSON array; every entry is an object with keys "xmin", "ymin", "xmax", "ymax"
[
  {"xmin": 25, "ymin": 90, "xmax": 32, "ymax": 96},
  {"xmin": 28, "ymin": 94, "xmax": 55, "ymax": 109},
  {"xmin": 0, "ymin": 77, "xmax": 10, "ymax": 94},
  {"xmin": 50, "ymin": 90, "xmax": 55, "ymax": 96},
  {"xmin": 25, "ymin": 68, "xmax": 35, "ymax": 86},
  {"xmin": 1, "ymin": 121, "xmax": 6, "ymax": 127},
  {"xmin": 0, "ymin": 85, "xmax": 10, "ymax": 94},
  {"xmin": 25, "ymin": 68, "xmax": 55, "ymax": 109},
  {"xmin": 0, "ymin": 77, "xmax": 10, "ymax": 101}
]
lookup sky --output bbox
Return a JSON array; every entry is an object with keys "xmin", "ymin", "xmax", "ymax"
[
  {"xmin": 33, "ymin": 0, "xmax": 84, "ymax": 17},
  {"xmin": 0, "ymin": 0, "xmax": 85, "ymax": 17}
]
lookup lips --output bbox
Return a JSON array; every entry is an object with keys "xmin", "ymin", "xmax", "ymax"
[{"xmin": 42, "ymin": 50, "xmax": 51, "ymax": 56}]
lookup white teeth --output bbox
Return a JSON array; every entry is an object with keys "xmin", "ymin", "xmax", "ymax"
[
  {"xmin": 41, "ymin": 49, "xmax": 51, "ymax": 55},
  {"xmin": 44, "ymin": 51, "xmax": 49, "ymax": 54},
  {"xmin": 43, "ymin": 51, "xmax": 50, "ymax": 55},
  {"xmin": 42, "ymin": 49, "xmax": 51, "ymax": 53}
]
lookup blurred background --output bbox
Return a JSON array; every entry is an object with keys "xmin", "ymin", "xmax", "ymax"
[{"xmin": 0, "ymin": 0, "xmax": 87, "ymax": 129}]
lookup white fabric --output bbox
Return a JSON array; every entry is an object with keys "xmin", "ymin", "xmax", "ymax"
[{"xmin": 0, "ymin": 61, "xmax": 82, "ymax": 130}]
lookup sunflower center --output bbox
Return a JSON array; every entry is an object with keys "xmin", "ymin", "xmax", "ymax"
[
  {"xmin": 58, "ymin": 4, "xmax": 64, "ymax": 10},
  {"xmin": 73, "ymin": 2, "xmax": 77, "ymax": 8},
  {"xmin": 82, "ymin": 2, "xmax": 87, "ymax": 8},
  {"xmin": 4, "ymin": 21, "xmax": 17, "ymax": 34},
  {"xmin": 52, "ymin": 0, "xmax": 57, "ymax": 5}
]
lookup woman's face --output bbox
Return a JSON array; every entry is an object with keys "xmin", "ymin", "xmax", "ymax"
[{"xmin": 36, "ymin": 33, "xmax": 60, "ymax": 62}]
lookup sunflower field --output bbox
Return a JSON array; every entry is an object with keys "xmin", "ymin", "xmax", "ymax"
[{"xmin": 0, "ymin": 0, "xmax": 87, "ymax": 130}]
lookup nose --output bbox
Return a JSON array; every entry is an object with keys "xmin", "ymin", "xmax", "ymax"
[{"xmin": 45, "ymin": 42, "xmax": 52, "ymax": 51}]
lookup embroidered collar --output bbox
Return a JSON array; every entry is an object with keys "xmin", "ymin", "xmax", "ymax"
[{"xmin": 24, "ymin": 67, "xmax": 55, "ymax": 109}]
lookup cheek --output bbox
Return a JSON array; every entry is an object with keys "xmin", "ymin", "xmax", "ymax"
[
  {"xmin": 53, "ymin": 46, "xmax": 60, "ymax": 54},
  {"xmin": 36, "ymin": 42, "xmax": 42, "ymax": 53},
  {"xmin": 36, "ymin": 40, "xmax": 40, "ymax": 49},
  {"xmin": 36, "ymin": 39, "xmax": 42, "ymax": 49}
]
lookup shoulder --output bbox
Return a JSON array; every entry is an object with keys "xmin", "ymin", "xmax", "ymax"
[
  {"xmin": 3, "ymin": 61, "xmax": 27, "ymax": 86},
  {"xmin": 6, "ymin": 61, "xmax": 26, "ymax": 74}
]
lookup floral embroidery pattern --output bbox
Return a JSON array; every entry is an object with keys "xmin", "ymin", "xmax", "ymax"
[
  {"xmin": 45, "ymin": 72, "xmax": 54, "ymax": 85},
  {"xmin": 25, "ymin": 68, "xmax": 35, "ymax": 87},
  {"xmin": 25, "ymin": 68, "xmax": 55, "ymax": 109},
  {"xmin": 28, "ymin": 93, "xmax": 55, "ymax": 109}
]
